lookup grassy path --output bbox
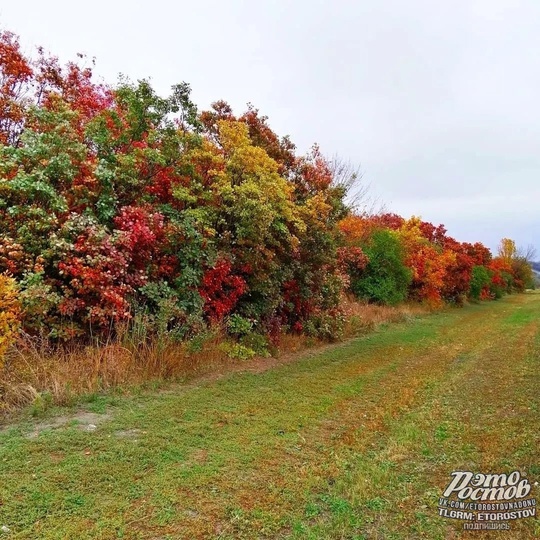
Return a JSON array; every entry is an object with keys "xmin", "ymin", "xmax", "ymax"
[{"xmin": 0, "ymin": 293, "xmax": 539, "ymax": 539}]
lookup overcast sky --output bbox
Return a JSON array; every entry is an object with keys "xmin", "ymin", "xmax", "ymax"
[{"xmin": 2, "ymin": 0, "xmax": 538, "ymax": 255}]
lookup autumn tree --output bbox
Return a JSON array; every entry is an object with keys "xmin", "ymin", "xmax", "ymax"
[{"xmin": 497, "ymin": 238, "xmax": 517, "ymax": 264}]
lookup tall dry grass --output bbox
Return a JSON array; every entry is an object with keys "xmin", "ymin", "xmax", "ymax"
[
  {"xmin": 0, "ymin": 298, "xmax": 430, "ymax": 415},
  {"xmin": 0, "ymin": 328, "xmax": 230, "ymax": 414},
  {"xmin": 341, "ymin": 296, "xmax": 427, "ymax": 337}
]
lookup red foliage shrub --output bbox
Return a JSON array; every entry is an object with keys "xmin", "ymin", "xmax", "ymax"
[{"xmin": 199, "ymin": 258, "xmax": 247, "ymax": 322}]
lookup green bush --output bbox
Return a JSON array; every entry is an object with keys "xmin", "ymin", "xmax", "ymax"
[
  {"xmin": 303, "ymin": 310, "xmax": 345, "ymax": 342},
  {"xmin": 226, "ymin": 314, "xmax": 253, "ymax": 337},
  {"xmin": 351, "ymin": 229, "xmax": 412, "ymax": 305},
  {"xmin": 469, "ymin": 265, "xmax": 491, "ymax": 300},
  {"xmin": 220, "ymin": 342, "xmax": 257, "ymax": 360},
  {"xmin": 240, "ymin": 332, "xmax": 270, "ymax": 357}
]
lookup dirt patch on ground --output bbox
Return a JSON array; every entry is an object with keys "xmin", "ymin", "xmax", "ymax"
[
  {"xmin": 20, "ymin": 410, "xmax": 111, "ymax": 439},
  {"xmin": 113, "ymin": 428, "xmax": 144, "ymax": 438}
]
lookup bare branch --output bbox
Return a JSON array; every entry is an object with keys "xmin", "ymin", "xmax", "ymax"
[
  {"xmin": 328, "ymin": 154, "xmax": 383, "ymax": 215},
  {"xmin": 516, "ymin": 243, "xmax": 537, "ymax": 262}
]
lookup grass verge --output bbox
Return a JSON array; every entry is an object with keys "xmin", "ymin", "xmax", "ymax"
[{"xmin": 0, "ymin": 293, "xmax": 537, "ymax": 538}]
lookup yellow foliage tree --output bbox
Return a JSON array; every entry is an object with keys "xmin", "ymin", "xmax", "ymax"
[
  {"xmin": 0, "ymin": 274, "xmax": 20, "ymax": 362},
  {"xmin": 497, "ymin": 238, "xmax": 517, "ymax": 264}
]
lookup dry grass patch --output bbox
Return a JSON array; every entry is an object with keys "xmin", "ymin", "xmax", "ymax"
[
  {"xmin": 341, "ymin": 296, "xmax": 428, "ymax": 337},
  {"xmin": 0, "ymin": 298, "xmax": 429, "ymax": 415}
]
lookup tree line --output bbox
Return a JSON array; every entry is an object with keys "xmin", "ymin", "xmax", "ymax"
[{"xmin": 0, "ymin": 30, "xmax": 534, "ymax": 361}]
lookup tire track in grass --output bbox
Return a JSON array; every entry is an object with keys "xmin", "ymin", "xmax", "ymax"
[
  {"xmin": 290, "ymin": 293, "xmax": 539, "ymax": 539},
  {"xmin": 0, "ymin": 295, "xmax": 537, "ymax": 539},
  {"xmin": 188, "ymin": 299, "xmax": 530, "ymax": 539}
]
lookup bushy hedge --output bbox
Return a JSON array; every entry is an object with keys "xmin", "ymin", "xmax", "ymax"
[
  {"xmin": 0, "ymin": 30, "xmax": 530, "ymax": 358},
  {"xmin": 350, "ymin": 229, "xmax": 411, "ymax": 305}
]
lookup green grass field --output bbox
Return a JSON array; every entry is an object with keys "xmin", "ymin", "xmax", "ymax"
[{"xmin": 0, "ymin": 293, "xmax": 539, "ymax": 539}]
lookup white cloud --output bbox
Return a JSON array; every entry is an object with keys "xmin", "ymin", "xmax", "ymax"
[{"xmin": 1, "ymin": 0, "xmax": 538, "ymax": 253}]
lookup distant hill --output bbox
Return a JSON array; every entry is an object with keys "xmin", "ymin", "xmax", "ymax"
[{"xmin": 531, "ymin": 261, "xmax": 540, "ymax": 274}]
